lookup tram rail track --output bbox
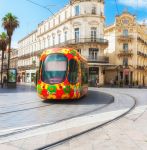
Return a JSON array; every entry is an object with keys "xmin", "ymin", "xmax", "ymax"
[
  {"xmin": 0, "ymin": 94, "xmax": 114, "ymax": 139},
  {"xmin": 37, "ymin": 93, "xmax": 137, "ymax": 150},
  {"xmin": 0, "ymin": 103, "xmax": 54, "ymax": 115}
]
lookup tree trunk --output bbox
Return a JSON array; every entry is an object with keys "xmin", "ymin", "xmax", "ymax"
[
  {"xmin": 8, "ymin": 37, "xmax": 11, "ymax": 69},
  {"xmin": 7, "ymin": 36, "xmax": 11, "ymax": 83},
  {"xmin": 1, "ymin": 50, "xmax": 4, "ymax": 88}
]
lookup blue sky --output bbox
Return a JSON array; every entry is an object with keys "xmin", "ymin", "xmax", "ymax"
[{"xmin": 0, "ymin": 0, "xmax": 147, "ymax": 47}]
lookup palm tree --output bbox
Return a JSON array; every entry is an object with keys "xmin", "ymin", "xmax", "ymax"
[
  {"xmin": 2, "ymin": 12, "xmax": 19, "ymax": 71},
  {"xmin": 0, "ymin": 32, "xmax": 8, "ymax": 88}
]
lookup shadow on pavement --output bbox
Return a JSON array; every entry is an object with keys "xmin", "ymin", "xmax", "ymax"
[
  {"xmin": 0, "ymin": 85, "xmax": 36, "ymax": 93},
  {"xmin": 43, "ymin": 90, "xmax": 114, "ymax": 105}
]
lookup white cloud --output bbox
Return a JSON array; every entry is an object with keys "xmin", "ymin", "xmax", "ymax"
[{"xmin": 118, "ymin": 0, "xmax": 147, "ymax": 8}]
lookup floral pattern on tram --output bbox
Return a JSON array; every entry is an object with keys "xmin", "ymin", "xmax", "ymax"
[{"xmin": 37, "ymin": 48, "xmax": 82, "ymax": 100}]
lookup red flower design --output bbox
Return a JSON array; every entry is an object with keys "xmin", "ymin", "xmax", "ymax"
[
  {"xmin": 70, "ymin": 90, "xmax": 74, "ymax": 97},
  {"xmin": 64, "ymin": 79, "xmax": 69, "ymax": 85},
  {"xmin": 56, "ymin": 89, "xmax": 64, "ymax": 99},
  {"xmin": 66, "ymin": 54, "xmax": 73, "ymax": 60},
  {"xmin": 42, "ymin": 89, "xmax": 49, "ymax": 97},
  {"xmin": 38, "ymin": 80, "xmax": 41, "ymax": 84}
]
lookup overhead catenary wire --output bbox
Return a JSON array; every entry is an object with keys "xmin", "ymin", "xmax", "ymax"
[
  {"xmin": 114, "ymin": 0, "xmax": 119, "ymax": 15},
  {"xmin": 25, "ymin": 0, "xmax": 55, "ymax": 15}
]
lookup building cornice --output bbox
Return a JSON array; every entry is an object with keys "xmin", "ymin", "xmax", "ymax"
[
  {"xmin": 38, "ymin": 14, "xmax": 105, "ymax": 38},
  {"xmin": 70, "ymin": 0, "xmax": 104, "ymax": 5},
  {"xmin": 18, "ymin": 30, "xmax": 37, "ymax": 43}
]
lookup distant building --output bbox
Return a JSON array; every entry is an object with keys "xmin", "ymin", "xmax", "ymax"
[
  {"xmin": 10, "ymin": 49, "xmax": 18, "ymax": 69},
  {"xmin": 0, "ymin": 51, "xmax": 8, "ymax": 80},
  {"xmin": 104, "ymin": 11, "xmax": 147, "ymax": 86},
  {"xmin": 18, "ymin": 0, "xmax": 109, "ymax": 85}
]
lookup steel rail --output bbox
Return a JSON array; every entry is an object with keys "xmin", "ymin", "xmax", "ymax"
[
  {"xmin": 37, "ymin": 94, "xmax": 137, "ymax": 150},
  {"xmin": 0, "ymin": 93, "xmax": 114, "ymax": 139},
  {"xmin": 0, "ymin": 103, "xmax": 54, "ymax": 115}
]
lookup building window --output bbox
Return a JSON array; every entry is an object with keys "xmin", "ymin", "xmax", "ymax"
[
  {"xmin": 92, "ymin": 6, "xmax": 96, "ymax": 14},
  {"xmin": 77, "ymin": 49, "xmax": 81, "ymax": 54},
  {"xmin": 123, "ymin": 57, "xmax": 128, "ymax": 66},
  {"xmin": 75, "ymin": 28, "xmax": 80, "ymax": 43},
  {"xmin": 123, "ymin": 29, "xmax": 128, "ymax": 36},
  {"xmin": 89, "ymin": 48, "xmax": 98, "ymax": 60},
  {"xmin": 91, "ymin": 27, "xmax": 97, "ymax": 42},
  {"xmin": 48, "ymin": 22, "xmax": 50, "ymax": 29},
  {"xmin": 53, "ymin": 19, "xmax": 55, "ymax": 26},
  {"xmin": 43, "ymin": 38, "xmax": 46, "ymax": 48},
  {"xmin": 123, "ymin": 19, "xmax": 129, "ymax": 24},
  {"xmin": 44, "ymin": 25, "xmax": 46, "ymax": 32},
  {"xmin": 64, "ymin": 31, "xmax": 67, "ymax": 42},
  {"xmin": 123, "ymin": 43, "xmax": 128, "ymax": 51},
  {"xmin": 48, "ymin": 37, "xmax": 50, "ymax": 47},
  {"xmin": 65, "ymin": 11, "xmax": 67, "ymax": 19},
  {"xmin": 53, "ymin": 36, "xmax": 55, "ymax": 46},
  {"xmin": 75, "ymin": 5, "xmax": 80, "ymax": 16},
  {"xmin": 58, "ymin": 34, "xmax": 61, "ymax": 44},
  {"xmin": 58, "ymin": 15, "xmax": 61, "ymax": 24}
]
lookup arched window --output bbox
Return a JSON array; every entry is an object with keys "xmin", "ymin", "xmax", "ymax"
[
  {"xmin": 75, "ymin": 5, "xmax": 80, "ymax": 16},
  {"xmin": 92, "ymin": 6, "xmax": 96, "ymax": 14},
  {"xmin": 123, "ymin": 29, "xmax": 128, "ymax": 36}
]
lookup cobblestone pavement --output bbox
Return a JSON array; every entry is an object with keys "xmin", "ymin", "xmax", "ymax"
[{"xmin": 0, "ymin": 87, "xmax": 147, "ymax": 150}]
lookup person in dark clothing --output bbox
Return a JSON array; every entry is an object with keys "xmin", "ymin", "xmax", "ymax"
[{"xmin": 3, "ymin": 76, "xmax": 7, "ymax": 87}]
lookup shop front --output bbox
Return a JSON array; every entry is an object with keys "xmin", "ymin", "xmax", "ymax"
[
  {"xmin": 89, "ymin": 67, "xmax": 99, "ymax": 87},
  {"xmin": 25, "ymin": 70, "xmax": 36, "ymax": 83}
]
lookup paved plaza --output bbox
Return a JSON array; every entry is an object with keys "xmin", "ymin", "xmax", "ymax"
[{"xmin": 0, "ymin": 86, "xmax": 147, "ymax": 149}]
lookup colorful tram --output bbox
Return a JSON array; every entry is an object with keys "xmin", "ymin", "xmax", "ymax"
[{"xmin": 36, "ymin": 48, "xmax": 88, "ymax": 100}]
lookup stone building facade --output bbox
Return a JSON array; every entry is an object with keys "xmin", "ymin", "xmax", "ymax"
[
  {"xmin": 104, "ymin": 11, "xmax": 147, "ymax": 86},
  {"xmin": 10, "ymin": 49, "xmax": 18, "ymax": 69},
  {"xmin": 18, "ymin": 0, "xmax": 109, "ymax": 85}
]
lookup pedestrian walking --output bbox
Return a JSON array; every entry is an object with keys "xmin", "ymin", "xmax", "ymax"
[
  {"xmin": 110, "ymin": 79, "xmax": 114, "ymax": 87},
  {"xmin": 96, "ymin": 76, "xmax": 99, "ymax": 87},
  {"xmin": 3, "ymin": 76, "xmax": 7, "ymax": 87}
]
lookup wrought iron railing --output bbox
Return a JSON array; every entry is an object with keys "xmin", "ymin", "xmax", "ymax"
[
  {"xmin": 86, "ymin": 56, "xmax": 109, "ymax": 63},
  {"xmin": 18, "ymin": 38, "xmax": 108, "ymax": 59},
  {"xmin": 118, "ymin": 50, "xmax": 133, "ymax": 57}
]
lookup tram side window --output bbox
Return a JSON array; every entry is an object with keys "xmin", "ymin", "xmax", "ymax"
[
  {"xmin": 68, "ymin": 59, "xmax": 78, "ymax": 84},
  {"xmin": 81, "ymin": 62, "xmax": 88, "ymax": 85}
]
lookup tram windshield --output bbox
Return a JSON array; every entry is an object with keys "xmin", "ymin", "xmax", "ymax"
[{"xmin": 42, "ymin": 54, "xmax": 67, "ymax": 84}]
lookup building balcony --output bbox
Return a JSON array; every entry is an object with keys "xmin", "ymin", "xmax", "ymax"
[
  {"xmin": 137, "ymin": 51, "xmax": 147, "ymax": 58},
  {"xmin": 117, "ymin": 35, "xmax": 134, "ymax": 42},
  {"xmin": 137, "ymin": 36, "xmax": 147, "ymax": 45},
  {"xmin": 18, "ymin": 53, "xmax": 33, "ymax": 60},
  {"xmin": 18, "ymin": 64, "xmax": 37, "ymax": 70},
  {"xmin": 118, "ymin": 50, "xmax": 133, "ymax": 57},
  {"xmin": 58, "ymin": 38, "xmax": 108, "ymax": 47},
  {"xmin": 86, "ymin": 56, "xmax": 109, "ymax": 63},
  {"xmin": 18, "ymin": 38, "xmax": 108, "ymax": 59},
  {"xmin": 137, "ymin": 65, "xmax": 145, "ymax": 70}
]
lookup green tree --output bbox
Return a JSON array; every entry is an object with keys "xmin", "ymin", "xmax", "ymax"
[
  {"xmin": 0, "ymin": 32, "xmax": 8, "ymax": 88},
  {"xmin": 2, "ymin": 12, "xmax": 19, "ymax": 71}
]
